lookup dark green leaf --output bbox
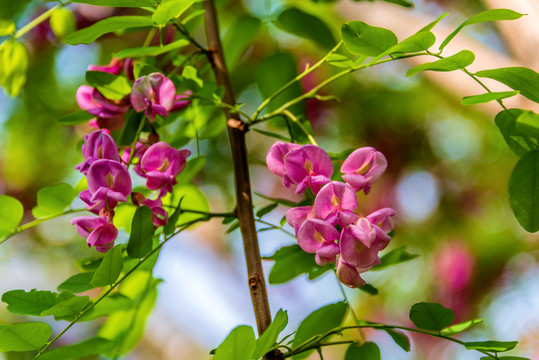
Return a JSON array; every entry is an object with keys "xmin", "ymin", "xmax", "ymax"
[
  {"xmin": 495, "ymin": 109, "xmax": 537, "ymax": 156},
  {"xmin": 268, "ymin": 245, "xmax": 317, "ymax": 284},
  {"xmin": 252, "ymin": 310, "xmax": 288, "ymax": 359},
  {"xmin": 65, "ymin": 16, "xmax": 155, "ymax": 45},
  {"xmin": 276, "ymin": 7, "xmax": 336, "ymax": 49},
  {"xmin": 113, "ymin": 39, "xmax": 189, "ymax": 59},
  {"xmin": 70, "ymin": 0, "xmax": 156, "ymax": 6},
  {"xmin": 256, "ymin": 203, "xmax": 278, "ymax": 218},
  {"xmin": 58, "ymin": 272, "xmax": 96, "ymax": 293},
  {"xmin": 419, "ymin": 12, "xmax": 449, "ymax": 32},
  {"xmin": 224, "ymin": 15, "xmax": 262, "ymax": 70},
  {"xmin": 0, "ymin": 195, "xmax": 24, "ymax": 237},
  {"xmin": 91, "ymin": 245, "xmax": 123, "ymax": 286},
  {"xmin": 39, "ymin": 337, "xmax": 115, "ymax": 360},
  {"xmin": 80, "ymin": 294, "xmax": 134, "ymax": 321},
  {"xmin": 40, "ymin": 295, "xmax": 89, "ymax": 317},
  {"xmin": 407, "ymin": 50, "xmax": 474, "ymax": 77},
  {"xmin": 371, "ymin": 246, "xmax": 418, "ymax": 270},
  {"xmin": 2, "ymin": 290, "xmax": 60, "ymax": 316},
  {"xmin": 462, "ymin": 90, "xmax": 519, "ymax": 105},
  {"xmin": 345, "ymin": 342, "xmax": 381, "ymax": 360},
  {"xmin": 85, "ymin": 71, "xmax": 131, "ymax": 101},
  {"xmin": 440, "ymin": 9, "xmax": 524, "ymax": 51},
  {"xmin": 0, "ymin": 323, "xmax": 51, "ymax": 351},
  {"xmin": 409, "ymin": 302, "xmax": 454, "ymax": 331},
  {"xmin": 385, "ymin": 329, "xmax": 410, "ymax": 352},
  {"xmin": 127, "ymin": 206, "xmax": 155, "ymax": 258},
  {"xmin": 475, "ymin": 67, "xmax": 539, "ymax": 103},
  {"xmin": 441, "ymin": 319, "xmax": 483, "ymax": 336},
  {"xmin": 465, "ymin": 341, "xmax": 518, "ymax": 352},
  {"xmin": 0, "ymin": 40, "xmax": 28, "ymax": 97},
  {"xmin": 152, "ymin": 0, "xmax": 196, "ymax": 26},
  {"xmin": 293, "ymin": 302, "xmax": 347, "ymax": 358},
  {"xmin": 509, "ymin": 150, "xmax": 539, "ymax": 232},
  {"xmin": 370, "ymin": 31, "xmax": 436, "ymax": 64},
  {"xmin": 359, "ymin": 283, "xmax": 378, "ymax": 295},
  {"xmin": 32, "ymin": 183, "xmax": 74, "ymax": 218},
  {"xmin": 308, "ymin": 263, "xmax": 334, "ymax": 280},
  {"xmin": 57, "ymin": 110, "xmax": 94, "ymax": 125},
  {"xmin": 76, "ymin": 257, "xmax": 103, "ymax": 272},
  {"xmin": 516, "ymin": 111, "xmax": 539, "ymax": 138},
  {"xmin": 341, "ymin": 21, "xmax": 398, "ymax": 56},
  {"xmin": 163, "ymin": 198, "xmax": 183, "ymax": 236},
  {"xmin": 213, "ymin": 325, "xmax": 255, "ymax": 360}
]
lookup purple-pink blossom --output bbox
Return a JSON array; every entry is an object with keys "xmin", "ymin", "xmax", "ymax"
[
  {"xmin": 88, "ymin": 58, "xmax": 124, "ymax": 75},
  {"xmin": 336, "ymin": 257, "xmax": 366, "ymax": 288},
  {"xmin": 341, "ymin": 147, "xmax": 387, "ymax": 194},
  {"xmin": 75, "ymin": 130, "xmax": 120, "ymax": 175},
  {"xmin": 83, "ymin": 159, "xmax": 132, "ymax": 211},
  {"xmin": 286, "ymin": 206, "xmax": 316, "ymax": 235},
  {"xmin": 284, "ymin": 145, "xmax": 333, "ymax": 194},
  {"xmin": 314, "ymin": 181, "xmax": 359, "ymax": 226},
  {"xmin": 71, "ymin": 215, "xmax": 118, "ymax": 253},
  {"xmin": 130, "ymin": 73, "xmax": 176, "ymax": 122},
  {"xmin": 266, "ymin": 142, "xmax": 302, "ymax": 187},
  {"xmin": 297, "ymin": 219, "xmax": 340, "ymax": 266},
  {"xmin": 76, "ymin": 85, "xmax": 128, "ymax": 131},
  {"xmin": 139, "ymin": 142, "xmax": 190, "ymax": 196}
]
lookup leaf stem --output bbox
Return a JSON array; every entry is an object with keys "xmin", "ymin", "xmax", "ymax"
[{"xmin": 255, "ymin": 219, "xmax": 295, "ymax": 238}]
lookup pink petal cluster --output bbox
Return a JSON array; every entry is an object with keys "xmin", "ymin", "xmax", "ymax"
[
  {"xmin": 76, "ymin": 85, "xmax": 129, "ymax": 131},
  {"xmin": 130, "ymin": 73, "xmax": 176, "ymax": 122},
  {"xmin": 268, "ymin": 142, "xmax": 394, "ymax": 288}
]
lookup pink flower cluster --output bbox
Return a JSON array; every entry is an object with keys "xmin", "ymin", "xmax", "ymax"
[
  {"xmin": 71, "ymin": 129, "xmax": 190, "ymax": 252},
  {"xmin": 267, "ymin": 142, "xmax": 395, "ymax": 288},
  {"xmin": 76, "ymin": 58, "xmax": 191, "ymax": 130}
]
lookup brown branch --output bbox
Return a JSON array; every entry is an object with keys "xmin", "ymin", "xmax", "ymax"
[{"xmin": 202, "ymin": 2, "xmax": 282, "ymax": 359}]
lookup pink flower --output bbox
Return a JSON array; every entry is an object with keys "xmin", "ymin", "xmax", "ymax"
[
  {"xmin": 284, "ymin": 145, "xmax": 333, "ymax": 194},
  {"xmin": 132, "ymin": 193, "xmax": 169, "ymax": 227},
  {"xmin": 297, "ymin": 219, "xmax": 340, "ymax": 266},
  {"xmin": 170, "ymin": 91, "xmax": 192, "ymax": 112},
  {"xmin": 366, "ymin": 208, "xmax": 396, "ymax": 233},
  {"xmin": 314, "ymin": 181, "xmax": 359, "ymax": 226},
  {"xmin": 336, "ymin": 257, "xmax": 366, "ymax": 288},
  {"xmin": 121, "ymin": 141, "xmax": 149, "ymax": 176},
  {"xmin": 285, "ymin": 206, "xmax": 316, "ymax": 235},
  {"xmin": 341, "ymin": 147, "xmax": 387, "ymax": 194},
  {"xmin": 88, "ymin": 58, "xmax": 124, "ymax": 75},
  {"xmin": 75, "ymin": 130, "xmax": 120, "ymax": 175},
  {"xmin": 71, "ymin": 215, "xmax": 118, "ymax": 253},
  {"xmin": 83, "ymin": 159, "xmax": 132, "ymax": 211},
  {"xmin": 130, "ymin": 73, "xmax": 176, "ymax": 122},
  {"xmin": 76, "ymin": 85, "xmax": 128, "ymax": 131},
  {"xmin": 140, "ymin": 142, "xmax": 190, "ymax": 196},
  {"xmin": 266, "ymin": 142, "xmax": 302, "ymax": 187}
]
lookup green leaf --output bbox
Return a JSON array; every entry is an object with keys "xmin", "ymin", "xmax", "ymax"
[
  {"xmin": 440, "ymin": 9, "xmax": 524, "ymax": 51},
  {"xmin": 345, "ymin": 342, "xmax": 381, "ymax": 360},
  {"xmin": 39, "ymin": 337, "xmax": 115, "ymax": 360},
  {"xmin": 85, "ymin": 71, "xmax": 132, "ymax": 101},
  {"xmin": 326, "ymin": 53, "xmax": 354, "ymax": 68},
  {"xmin": 371, "ymin": 246, "xmax": 418, "ymax": 270},
  {"xmin": 464, "ymin": 340, "xmax": 518, "ymax": 352},
  {"xmin": 370, "ymin": 31, "xmax": 436, "ymax": 64},
  {"xmin": 385, "ymin": 329, "xmax": 410, "ymax": 352},
  {"xmin": 0, "ymin": 20, "xmax": 16, "ymax": 36},
  {"xmin": 461, "ymin": 90, "xmax": 519, "ymax": 105},
  {"xmin": 441, "ymin": 319, "xmax": 483, "ymax": 336},
  {"xmin": 182, "ymin": 65, "xmax": 203, "ymax": 89},
  {"xmin": 0, "ymin": 323, "xmax": 51, "ymax": 352},
  {"xmin": 475, "ymin": 67, "xmax": 539, "ymax": 103},
  {"xmin": 152, "ymin": 0, "xmax": 196, "ymax": 26},
  {"xmin": 419, "ymin": 12, "xmax": 449, "ymax": 32},
  {"xmin": 409, "ymin": 302, "xmax": 455, "ymax": 331},
  {"xmin": 256, "ymin": 203, "xmax": 278, "ymax": 218},
  {"xmin": 0, "ymin": 40, "xmax": 28, "ymax": 97},
  {"xmin": 92, "ymin": 245, "xmax": 124, "ymax": 286},
  {"xmin": 341, "ymin": 21, "xmax": 398, "ymax": 56},
  {"xmin": 133, "ymin": 61, "xmax": 161, "ymax": 79},
  {"xmin": 40, "ymin": 295, "xmax": 89, "ymax": 318},
  {"xmin": 32, "ymin": 183, "xmax": 74, "ymax": 218},
  {"xmin": 359, "ymin": 283, "xmax": 378, "ymax": 295},
  {"xmin": 0, "ymin": 195, "xmax": 24, "ymax": 237},
  {"xmin": 508, "ymin": 150, "xmax": 539, "ymax": 232},
  {"xmin": 80, "ymin": 294, "xmax": 134, "ymax": 321},
  {"xmin": 50, "ymin": 8, "xmax": 76, "ymax": 39},
  {"xmin": 224, "ymin": 15, "xmax": 262, "ymax": 70},
  {"xmin": 293, "ymin": 302, "xmax": 347, "ymax": 359},
  {"xmin": 495, "ymin": 109, "xmax": 537, "ymax": 156},
  {"xmin": 276, "ymin": 7, "xmax": 336, "ymax": 49},
  {"xmin": 268, "ymin": 245, "xmax": 317, "ymax": 284},
  {"xmin": 163, "ymin": 184, "xmax": 209, "ymax": 226},
  {"xmin": 57, "ymin": 110, "xmax": 94, "ymax": 125},
  {"xmin": 177, "ymin": 156, "xmax": 206, "ymax": 185},
  {"xmin": 213, "ymin": 325, "xmax": 255, "ymax": 360},
  {"xmin": 70, "ymin": 0, "xmax": 156, "ymax": 6},
  {"xmin": 58, "ymin": 272, "xmax": 96, "ymax": 293},
  {"xmin": 380, "ymin": 0, "xmax": 413, "ymax": 7},
  {"xmin": 252, "ymin": 310, "xmax": 288, "ymax": 359},
  {"xmin": 113, "ymin": 39, "xmax": 189, "ymax": 59},
  {"xmin": 127, "ymin": 206, "xmax": 155, "ymax": 258},
  {"xmin": 481, "ymin": 357, "xmax": 529, "ymax": 360},
  {"xmin": 2, "ymin": 290, "xmax": 61, "ymax": 316},
  {"xmin": 308, "ymin": 263, "xmax": 334, "ymax": 280},
  {"xmin": 516, "ymin": 111, "xmax": 539, "ymax": 138},
  {"xmin": 407, "ymin": 50, "xmax": 474, "ymax": 77},
  {"xmin": 65, "ymin": 16, "xmax": 155, "ymax": 45}
]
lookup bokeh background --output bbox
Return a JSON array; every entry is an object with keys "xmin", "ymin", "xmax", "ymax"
[{"xmin": 1, "ymin": 0, "xmax": 539, "ymax": 359}]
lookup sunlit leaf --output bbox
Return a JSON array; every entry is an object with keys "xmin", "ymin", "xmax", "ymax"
[
  {"xmin": 152, "ymin": 0, "xmax": 196, "ymax": 26},
  {"xmin": 465, "ymin": 340, "xmax": 518, "ymax": 352},
  {"xmin": 509, "ymin": 150, "xmax": 539, "ymax": 232},
  {"xmin": 0, "ymin": 323, "xmax": 51, "ymax": 352},
  {"xmin": 114, "ymin": 39, "xmax": 189, "ymax": 59},
  {"xmin": 276, "ymin": 7, "xmax": 336, "ymax": 49},
  {"xmin": 0, "ymin": 40, "xmax": 28, "ymax": 97},
  {"xmin": 475, "ymin": 67, "xmax": 539, "ymax": 104},
  {"xmin": 70, "ymin": 0, "xmax": 156, "ymax": 6},
  {"xmin": 39, "ymin": 337, "xmax": 115, "ymax": 360},
  {"xmin": 0, "ymin": 20, "xmax": 15, "ymax": 36},
  {"xmin": 2, "ymin": 290, "xmax": 62, "ymax": 316},
  {"xmin": 515, "ymin": 111, "xmax": 539, "ymax": 138},
  {"xmin": 370, "ymin": 31, "xmax": 435, "ymax": 64},
  {"xmin": 0, "ymin": 195, "xmax": 24, "ymax": 237},
  {"xmin": 214, "ymin": 325, "xmax": 255, "ymax": 360},
  {"xmin": 409, "ymin": 302, "xmax": 454, "ymax": 331},
  {"xmin": 441, "ymin": 319, "xmax": 483, "ymax": 336},
  {"xmin": 419, "ymin": 12, "xmax": 448, "ymax": 32},
  {"xmin": 58, "ymin": 272, "xmax": 96, "ymax": 293},
  {"xmin": 461, "ymin": 91, "xmax": 519, "ymax": 105},
  {"xmin": 495, "ymin": 109, "xmax": 537, "ymax": 156},
  {"xmin": 65, "ymin": 16, "xmax": 155, "ymax": 45},
  {"xmin": 32, "ymin": 183, "xmax": 74, "ymax": 218},
  {"xmin": 92, "ymin": 245, "xmax": 124, "ymax": 286},
  {"xmin": 268, "ymin": 245, "xmax": 317, "ymax": 284},
  {"xmin": 341, "ymin": 21, "xmax": 398, "ymax": 56},
  {"xmin": 252, "ymin": 310, "xmax": 288, "ymax": 359},
  {"xmin": 40, "ymin": 295, "xmax": 89, "ymax": 318},
  {"xmin": 85, "ymin": 71, "xmax": 132, "ymax": 101},
  {"xmin": 326, "ymin": 53, "xmax": 354, "ymax": 68},
  {"xmin": 406, "ymin": 50, "xmax": 474, "ymax": 77},
  {"xmin": 80, "ymin": 294, "xmax": 134, "ymax": 321}
]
